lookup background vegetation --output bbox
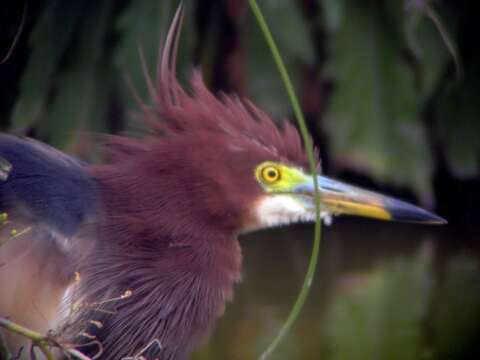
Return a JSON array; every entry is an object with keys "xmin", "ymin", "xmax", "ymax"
[
  {"xmin": 0, "ymin": 0, "xmax": 479, "ymax": 359},
  {"xmin": 1, "ymin": 0, "xmax": 479, "ymax": 223}
]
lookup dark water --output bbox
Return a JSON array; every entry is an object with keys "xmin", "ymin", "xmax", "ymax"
[{"xmin": 194, "ymin": 219, "xmax": 480, "ymax": 360}]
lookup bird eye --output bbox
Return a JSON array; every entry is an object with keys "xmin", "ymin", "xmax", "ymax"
[{"xmin": 261, "ymin": 166, "xmax": 281, "ymax": 183}]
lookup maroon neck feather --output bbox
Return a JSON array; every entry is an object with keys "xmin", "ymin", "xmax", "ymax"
[
  {"xmin": 69, "ymin": 162, "xmax": 241, "ymax": 359},
  {"xmin": 71, "ymin": 156, "xmax": 242, "ymax": 359}
]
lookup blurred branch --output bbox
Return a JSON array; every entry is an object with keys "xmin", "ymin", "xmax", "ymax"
[
  {"xmin": 0, "ymin": 3, "xmax": 26, "ymax": 65},
  {"xmin": 0, "ymin": 317, "xmax": 55, "ymax": 360},
  {"xmin": 0, "ymin": 317, "xmax": 92, "ymax": 360},
  {"xmin": 406, "ymin": 0, "xmax": 462, "ymax": 80},
  {"xmin": 423, "ymin": 3, "xmax": 462, "ymax": 80}
]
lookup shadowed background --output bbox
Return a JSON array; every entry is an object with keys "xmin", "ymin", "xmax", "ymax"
[{"xmin": 0, "ymin": 0, "xmax": 479, "ymax": 359}]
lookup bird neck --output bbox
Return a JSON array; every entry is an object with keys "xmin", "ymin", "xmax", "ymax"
[
  {"xmin": 68, "ymin": 237, "xmax": 242, "ymax": 359},
  {"xmin": 66, "ymin": 168, "xmax": 242, "ymax": 359}
]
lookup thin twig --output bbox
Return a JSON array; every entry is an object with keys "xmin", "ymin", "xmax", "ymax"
[
  {"xmin": 0, "ymin": 317, "xmax": 93, "ymax": 360},
  {"xmin": 424, "ymin": 3, "xmax": 462, "ymax": 80},
  {"xmin": 0, "ymin": 318, "xmax": 55, "ymax": 360},
  {"xmin": 65, "ymin": 349, "xmax": 95, "ymax": 360},
  {"xmin": 0, "ymin": 3, "xmax": 27, "ymax": 64},
  {"xmin": 37, "ymin": 343, "xmax": 55, "ymax": 360},
  {"xmin": 0, "ymin": 227, "xmax": 32, "ymax": 247},
  {"xmin": 0, "ymin": 318, "xmax": 46, "ymax": 343}
]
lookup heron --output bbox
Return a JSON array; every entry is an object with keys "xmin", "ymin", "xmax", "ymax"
[{"xmin": 0, "ymin": 6, "xmax": 445, "ymax": 360}]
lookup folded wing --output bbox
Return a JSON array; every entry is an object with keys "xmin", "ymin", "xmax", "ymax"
[{"xmin": 0, "ymin": 134, "xmax": 98, "ymax": 350}]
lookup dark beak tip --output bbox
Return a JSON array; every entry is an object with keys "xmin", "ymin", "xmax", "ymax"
[
  {"xmin": 433, "ymin": 216, "xmax": 448, "ymax": 225},
  {"xmin": 386, "ymin": 201, "xmax": 447, "ymax": 225},
  {"xmin": 423, "ymin": 215, "xmax": 448, "ymax": 225}
]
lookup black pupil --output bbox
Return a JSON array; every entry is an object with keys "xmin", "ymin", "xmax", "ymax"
[{"xmin": 267, "ymin": 169, "xmax": 277, "ymax": 179}]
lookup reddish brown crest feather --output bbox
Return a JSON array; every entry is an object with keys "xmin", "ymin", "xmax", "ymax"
[{"xmin": 128, "ymin": 1, "xmax": 312, "ymax": 169}]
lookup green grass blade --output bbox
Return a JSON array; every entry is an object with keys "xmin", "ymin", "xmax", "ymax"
[{"xmin": 247, "ymin": 1, "xmax": 323, "ymax": 359}]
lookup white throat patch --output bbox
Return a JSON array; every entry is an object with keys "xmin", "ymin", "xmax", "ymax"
[{"xmin": 251, "ymin": 194, "xmax": 330, "ymax": 231}]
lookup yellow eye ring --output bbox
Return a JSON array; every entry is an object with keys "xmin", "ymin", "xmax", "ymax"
[{"xmin": 261, "ymin": 165, "xmax": 281, "ymax": 183}]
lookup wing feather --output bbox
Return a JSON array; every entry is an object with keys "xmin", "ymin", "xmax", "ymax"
[{"xmin": 0, "ymin": 134, "xmax": 98, "ymax": 351}]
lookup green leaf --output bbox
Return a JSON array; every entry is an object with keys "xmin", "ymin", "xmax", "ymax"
[
  {"xmin": 246, "ymin": 0, "xmax": 313, "ymax": 117},
  {"xmin": 320, "ymin": 0, "xmax": 347, "ymax": 32},
  {"xmin": 114, "ymin": 0, "xmax": 169, "ymax": 109},
  {"xmin": 114, "ymin": 0, "xmax": 194, "ymax": 127},
  {"xmin": 405, "ymin": 6, "xmax": 451, "ymax": 98},
  {"xmin": 324, "ymin": 1, "xmax": 431, "ymax": 195},
  {"xmin": 37, "ymin": 0, "xmax": 113, "ymax": 149},
  {"xmin": 10, "ymin": 1, "xmax": 86, "ymax": 129}
]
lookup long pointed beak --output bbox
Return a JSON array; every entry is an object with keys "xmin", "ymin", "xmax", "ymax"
[{"xmin": 295, "ymin": 175, "xmax": 446, "ymax": 224}]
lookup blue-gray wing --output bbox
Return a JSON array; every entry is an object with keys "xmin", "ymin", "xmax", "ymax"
[
  {"xmin": 0, "ymin": 134, "xmax": 98, "ymax": 236},
  {"xmin": 0, "ymin": 134, "xmax": 99, "ymax": 348}
]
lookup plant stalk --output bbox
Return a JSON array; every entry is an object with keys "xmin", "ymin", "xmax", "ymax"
[{"xmin": 247, "ymin": 1, "xmax": 323, "ymax": 359}]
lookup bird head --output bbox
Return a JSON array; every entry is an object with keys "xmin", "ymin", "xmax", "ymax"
[
  {"xmin": 249, "ymin": 160, "xmax": 447, "ymax": 230},
  {"xmin": 164, "ymin": 134, "xmax": 446, "ymax": 235},
  {"xmin": 103, "ymin": 5, "xmax": 445, "ymax": 241},
  {"xmin": 170, "ymin": 136, "xmax": 443, "ymax": 236}
]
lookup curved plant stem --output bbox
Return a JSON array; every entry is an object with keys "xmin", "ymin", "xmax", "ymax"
[
  {"xmin": 0, "ymin": 317, "xmax": 55, "ymax": 360},
  {"xmin": 424, "ymin": 3, "xmax": 462, "ymax": 80},
  {"xmin": 0, "ymin": 317, "xmax": 92, "ymax": 360},
  {"xmin": 38, "ymin": 343, "xmax": 56, "ymax": 360},
  {"xmin": 247, "ymin": 1, "xmax": 322, "ymax": 359}
]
